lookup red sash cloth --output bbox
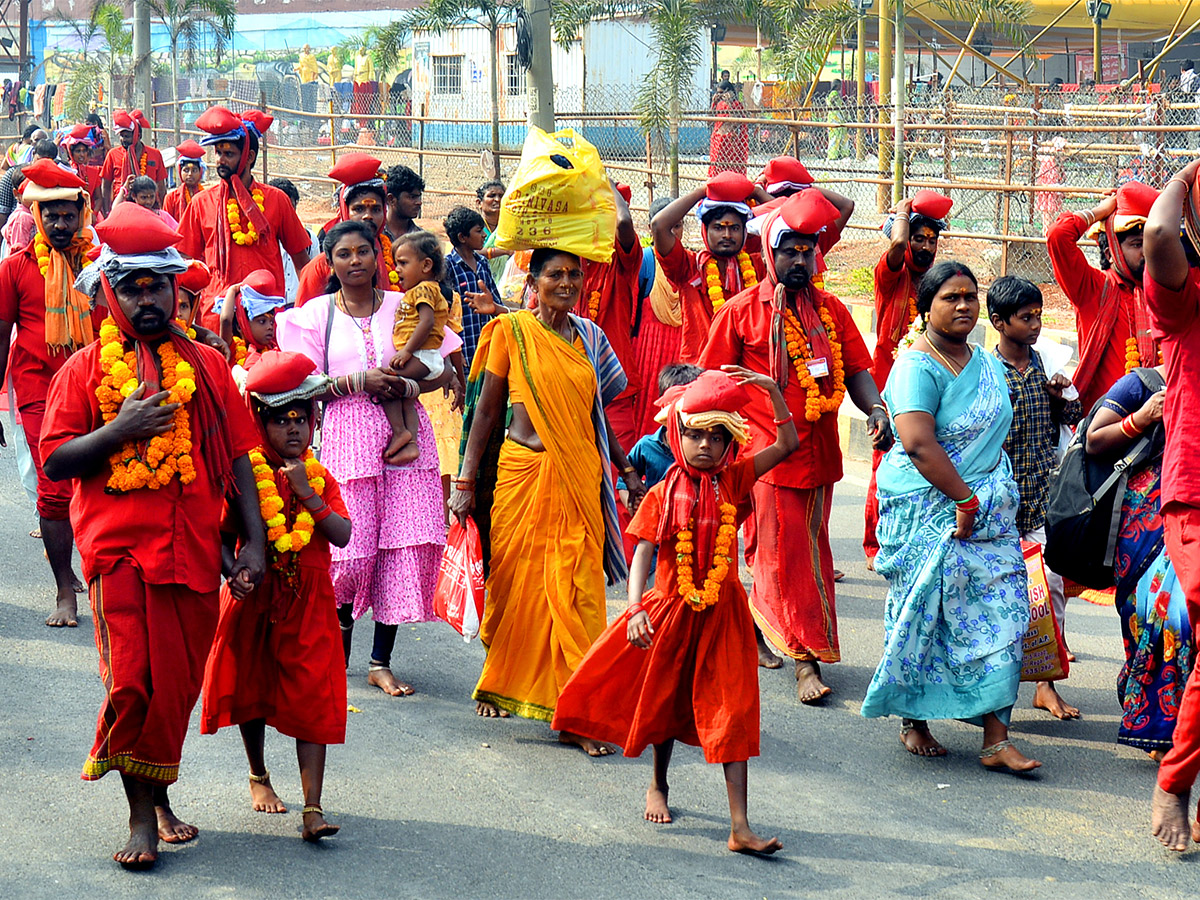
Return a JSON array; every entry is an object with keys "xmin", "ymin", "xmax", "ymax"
[
  {"xmin": 202, "ymin": 473, "xmax": 349, "ymax": 745},
  {"xmin": 551, "ymin": 457, "xmax": 760, "ymax": 763},
  {"xmin": 82, "ymin": 562, "xmax": 219, "ymax": 785},
  {"xmin": 871, "ymin": 250, "xmax": 922, "ymax": 391},
  {"xmin": 743, "ymin": 481, "xmax": 839, "ymax": 662}
]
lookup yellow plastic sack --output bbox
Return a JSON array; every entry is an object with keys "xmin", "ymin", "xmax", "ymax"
[
  {"xmin": 1019, "ymin": 541, "xmax": 1070, "ymax": 682},
  {"xmin": 494, "ymin": 127, "xmax": 616, "ymax": 263}
]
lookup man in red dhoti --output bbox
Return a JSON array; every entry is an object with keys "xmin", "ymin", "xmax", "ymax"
[
  {"xmin": 177, "ymin": 106, "xmax": 312, "ymax": 326},
  {"xmin": 161, "ymin": 140, "xmax": 206, "ymax": 223},
  {"xmin": 99, "ymin": 109, "xmax": 165, "ymax": 215},
  {"xmin": 1143, "ymin": 159, "xmax": 1200, "ymax": 851},
  {"xmin": 0, "ymin": 159, "xmax": 100, "ymax": 626},
  {"xmin": 40, "ymin": 202, "xmax": 265, "ymax": 870},
  {"xmin": 862, "ymin": 190, "xmax": 952, "ymax": 566},
  {"xmin": 294, "ymin": 152, "xmax": 395, "ymax": 306},
  {"xmin": 652, "ymin": 172, "xmax": 770, "ymax": 363},
  {"xmin": 575, "ymin": 180, "xmax": 642, "ymax": 449},
  {"xmin": 700, "ymin": 190, "xmax": 893, "ymax": 703},
  {"xmin": 1046, "ymin": 180, "xmax": 1160, "ymax": 412}
]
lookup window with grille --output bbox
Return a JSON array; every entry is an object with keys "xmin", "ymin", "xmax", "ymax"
[
  {"xmin": 432, "ymin": 55, "xmax": 463, "ymax": 95},
  {"xmin": 505, "ymin": 54, "xmax": 525, "ymax": 96}
]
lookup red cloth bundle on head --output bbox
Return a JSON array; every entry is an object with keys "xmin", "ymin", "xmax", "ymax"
[
  {"xmin": 910, "ymin": 189, "xmax": 953, "ymax": 221},
  {"xmin": 759, "ymin": 157, "xmax": 814, "ymax": 196},
  {"xmin": 175, "ymin": 139, "xmax": 205, "ymax": 163},
  {"xmin": 615, "ymin": 182, "xmax": 632, "ymax": 203},
  {"xmin": 177, "ymin": 260, "xmax": 212, "ymax": 295},
  {"xmin": 196, "ymin": 105, "xmax": 272, "ymax": 276}
]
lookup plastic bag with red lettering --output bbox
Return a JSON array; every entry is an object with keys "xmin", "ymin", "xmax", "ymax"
[
  {"xmin": 493, "ymin": 127, "xmax": 616, "ymax": 263},
  {"xmin": 1019, "ymin": 541, "xmax": 1070, "ymax": 682},
  {"xmin": 433, "ymin": 517, "xmax": 486, "ymax": 642}
]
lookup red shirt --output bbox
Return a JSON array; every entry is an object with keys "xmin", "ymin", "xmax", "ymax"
[
  {"xmin": 1145, "ymin": 271, "xmax": 1200, "ymax": 508},
  {"xmin": 1046, "ymin": 211, "xmax": 1140, "ymax": 410},
  {"xmin": 657, "ymin": 240, "xmax": 766, "ymax": 364},
  {"xmin": 177, "ymin": 181, "xmax": 313, "ymax": 316},
  {"xmin": 296, "ymin": 254, "xmax": 331, "ymax": 307},
  {"xmin": 101, "ymin": 145, "xmax": 167, "ymax": 184},
  {"xmin": 871, "ymin": 251, "xmax": 918, "ymax": 391},
  {"xmin": 162, "ymin": 183, "xmax": 203, "ymax": 223},
  {"xmin": 699, "ymin": 281, "xmax": 871, "ymax": 489},
  {"xmin": 0, "ymin": 244, "xmax": 100, "ymax": 409},
  {"xmin": 76, "ymin": 164, "xmax": 102, "ymax": 203},
  {"xmin": 578, "ymin": 237, "xmax": 643, "ymax": 397},
  {"xmin": 40, "ymin": 340, "xmax": 259, "ymax": 591}
]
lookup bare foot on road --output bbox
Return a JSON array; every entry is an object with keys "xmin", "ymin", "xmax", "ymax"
[
  {"xmin": 45, "ymin": 597, "xmax": 78, "ymax": 627},
  {"xmin": 475, "ymin": 700, "xmax": 510, "ymax": 717},
  {"xmin": 756, "ymin": 629, "xmax": 782, "ymax": 669},
  {"xmin": 114, "ymin": 822, "xmax": 158, "ymax": 870},
  {"xmin": 156, "ymin": 802, "xmax": 199, "ymax": 843},
  {"xmin": 1033, "ymin": 681, "xmax": 1081, "ymax": 720},
  {"xmin": 728, "ymin": 825, "xmax": 783, "ymax": 856},
  {"xmin": 796, "ymin": 661, "xmax": 831, "ymax": 704},
  {"xmin": 558, "ymin": 732, "xmax": 616, "ymax": 757},
  {"xmin": 644, "ymin": 787, "xmax": 672, "ymax": 824},
  {"xmin": 1151, "ymin": 785, "xmax": 1192, "ymax": 851},
  {"xmin": 249, "ymin": 776, "xmax": 288, "ymax": 813},
  {"xmin": 302, "ymin": 807, "xmax": 340, "ymax": 842},
  {"xmin": 900, "ymin": 720, "xmax": 947, "ymax": 757},
  {"xmin": 368, "ymin": 666, "xmax": 414, "ymax": 696},
  {"xmin": 980, "ymin": 741, "xmax": 1041, "ymax": 774}
]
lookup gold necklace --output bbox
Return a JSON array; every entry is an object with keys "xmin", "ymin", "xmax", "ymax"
[{"xmin": 926, "ymin": 333, "xmax": 967, "ymax": 375}]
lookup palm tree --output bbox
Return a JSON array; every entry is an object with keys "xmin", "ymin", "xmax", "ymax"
[
  {"xmin": 54, "ymin": 1, "xmax": 130, "ymax": 122},
  {"xmin": 143, "ymin": 0, "xmax": 237, "ymax": 142}
]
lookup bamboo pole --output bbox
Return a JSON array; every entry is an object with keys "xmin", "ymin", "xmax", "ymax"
[
  {"xmin": 328, "ymin": 98, "xmax": 337, "ymax": 165},
  {"xmin": 1000, "ymin": 112, "xmax": 1014, "ymax": 275},
  {"xmin": 944, "ymin": 15, "xmax": 981, "ymax": 90},
  {"xmin": 907, "ymin": 9, "xmax": 1031, "ymax": 87},
  {"xmin": 1141, "ymin": 0, "xmax": 1194, "ymax": 86},
  {"xmin": 1129, "ymin": 15, "xmax": 1200, "ymax": 87},
  {"xmin": 982, "ymin": 0, "xmax": 1085, "ymax": 88}
]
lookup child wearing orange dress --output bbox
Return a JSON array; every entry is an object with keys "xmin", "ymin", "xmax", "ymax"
[
  {"xmin": 201, "ymin": 350, "xmax": 352, "ymax": 843},
  {"xmin": 553, "ymin": 366, "xmax": 799, "ymax": 856}
]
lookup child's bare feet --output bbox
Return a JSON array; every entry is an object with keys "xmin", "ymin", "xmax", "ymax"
[
  {"xmin": 1151, "ymin": 785, "xmax": 1192, "ymax": 851},
  {"xmin": 980, "ymin": 740, "xmax": 1041, "ymax": 774},
  {"xmin": 382, "ymin": 429, "xmax": 413, "ymax": 465},
  {"xmin": 1033, "ymin": 681, "xmax": 1081, "ymax": 719},
  {"xmin": 367, "ymin": 665, "xmax": 415, "ymax": 696},
  {"xmin": 475, "ymin": 700, "xmax": 510, "ymax": 717},
  {"xmin": 644, "ymin": 787, "xmax": 672, "ymax": 824},
  {"xmin": 114, "ymin": 821, "xmax": 158, "ymax": 870},
  {"xmin": 728, "ymin": 824, "xmax": 783, "ymax": 856},
  {"xmin": 796, "ymin": 660, "xmax": 831, "ymax": 704},
  {"xmin": 558, "ymin": 731, "xmax": 617, "ymax": 757},
  {"xmin": 45, "ymin": 595, "xmax": 78, "ymax": 627},
  {"xmin": 390, "ymin": 443, "xmax": 420, "ymax": 466},
  {"xmin": 302, "ymin": 806, "xmax": 340, "ymax": 842},
  {"xmin": 249, "ymin": 773, "xmax": 287, "ymax": 813}
]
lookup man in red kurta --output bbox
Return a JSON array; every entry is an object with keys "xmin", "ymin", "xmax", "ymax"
[
  {"xmin": 161, "ymin": 140, "xmax": 207, "ymax": 224},
  {"xmin": 177, "ymin": 106, "xmax": 312, "ymax": 327},
  {"xmin": 40, "ymin": 202, "xmax": 264, "ymax": 870},
  {"xmin": 294, "ymin": 153, "xmax": 394, "ymax": 306},
  {"xmin": 99, "ymin": 109, "xmax": 166, "ymax": 215},
  {"xmin": 61, "ymin": 124, "xmax": 103, "ymax": 207},
  {"xmin": 700, "ymin": 190, "xmax": 893, "ymax": 703},
  {"xmin": 576, "ymin": 181, "xmax": 642, "ymax": 449},
  {"xmin": 863, "ymin": 189, "xmax": 952, "ymax": 564},
  {"xmin": 1046, "ymin": 180, "xmax": 1159, "ymax": 412},
  {"xmin": 652, "ymin": 172, "xmax": 769, "ymax": 363},
  {"xmin": 0, "ymin": 159, "xmax": 100, "ymax": 627}
]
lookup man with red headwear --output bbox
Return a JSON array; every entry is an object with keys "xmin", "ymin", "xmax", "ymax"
[
  {"xmin": 40, "ymin": 202, "xmax": 264, "ymax": 870},
  {"xmin": 61, "ymin": 124, "xmax": 102, "ymax": 204},
  {"xmin": 294, "ymin": 152, "xmax": 394, "ymax": 306},
  {"xmin": 700, "ymin": 190, "xmax": 893, "ymax": 703},
  {"xmin": 100, "ymin": 109, "xmax": 165, "ymax": 215},
  {"xmin": 863, "ymin": 189, "xmax": 952, "ymax": 566},
  {"xmin": 652, "ymin": 172, "xmax": 770, "ymax": 363},
  {"xmin": 0, "ymin": 158, "xmax": 100, "ymax": 627},
  {"xmin": 1046, "ymin": 180, "xmax": 1160, "ymax": 412},
  {"xmin": 162, "ymin": 140, "xmax": 207, "ymax": 223},
  {"xmin": 177, "ymin": 106, "xmax": 311, "ymax": 326}
]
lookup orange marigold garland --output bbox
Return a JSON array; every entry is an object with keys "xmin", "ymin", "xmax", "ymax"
[
  {"xmin": 1124, "ymin": 336, "xmax": 1140, "ymax": 375},
  {"xmin": 587, "ymin": 290, "xmax": 601, "ymax": 320},
  {"xmin": 783, "ymin": 305, "xmax": 846, "ymax": 422},
  {"xmin": 174, "ymin": 317, "xmax": 197, "ymax": 340},
  {"xmin": 704, "ymin": 252, "xmax": 758, "ymax": 313},
  {"xmin": 228, "ymin": 189, "xmax": 266, "ymax": 246},
  {"xmin": 138, "ymin": 151, "xmax": 148, "ymax": 176},
  {"xmin": 96, "ymin": 318, "xmax": 197, "ymax": 492},
  {"xmin": 675, "ymin": 502, "xmax": 737, "ymax": 611},
  {"xmin": 250, "ymin": 448, "xmax": 326, "ymax": 561},
  {"xmin": 378, "ymin": 232, "xmax": 400, "ymax": 287},
  {"xmin": 231, "ymin": 336, "xmax": 248, "ymax": 367}
]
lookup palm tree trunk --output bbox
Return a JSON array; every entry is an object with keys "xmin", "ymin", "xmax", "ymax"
[
  {"xmin": 668, "ymin": 89, "xmax": 680, "ymax": 196},
  {"xmin": 172, "ymin": 32, "xmax": 182, "ymax": 144},
  {"xmin": 488, "ymin": 23, "xmax": 501, "ymax": 178}
]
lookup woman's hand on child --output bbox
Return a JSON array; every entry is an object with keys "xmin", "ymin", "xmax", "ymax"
[
  {"xmin": 363, "ymin": 367, "xmax": 407, "ymax": 401},
  {"xmin": 627, "ymin": 610, "xmax": 654, "ymax": 649}
]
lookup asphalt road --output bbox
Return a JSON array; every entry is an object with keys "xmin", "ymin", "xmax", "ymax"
[{"xmin": 1, "ymin": 450, "xmax": 1197, "ymax": 900}]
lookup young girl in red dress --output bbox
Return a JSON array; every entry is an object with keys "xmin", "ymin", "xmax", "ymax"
[
  {"xmin": 201, "ymin": 350, "xmax": 352, "ymax": 843},
  {"xmin": 552, "ymin": 366, "xmax": 798, "ymax": 855}
]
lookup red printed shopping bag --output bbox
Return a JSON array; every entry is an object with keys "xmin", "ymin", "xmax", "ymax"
[
  {"xmin": 1020, "ymin": 541, "xmax": 1070, "ymax": 682},
  {"xmin": 433, "ymin": 518, "xmax": 486, "ymax": 641}
]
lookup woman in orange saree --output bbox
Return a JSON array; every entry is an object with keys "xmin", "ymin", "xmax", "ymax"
[{"xmin": 451, "ymin": 248, "xmax": 645, "ymax": 754}]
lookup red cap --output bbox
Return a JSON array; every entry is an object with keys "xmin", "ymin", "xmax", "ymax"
[
  {"xmin": 177, "ymin": 260, "xmax": 212, "ymax": 294},
  {"xmin": 95, "ymin": 203, "xmax": 181, "ymax": 254},
  {"xmin": 328, "ymin": 152, "xmax": 383, "ymax": 186},
  {"xmin": 761, "ymin": 157, "xmax": 813, "ymax": 190},
  {"xmin": 195, "ymin": 105, "xmax": 244, "ymax": 137},
  {"xmin": 659, "ymin": 369, "xmax": 752, "ymax": 416},
  {"xmin": 776, "ymin": 189, "xmax": 840, "ymax": 236},
  {"xmin": 615, "ymin": 182, "xmax": 632, "ymax": 203},
  {"xmin": 20, "ymin": 158, "xmax": 86, "ymax": 191},
  {"xmin": 244, "ymin": 350, "xmax": 317, "ymax": 395},
  {"xmin": 911, "ymin": 189, "xmax": 953, "ymax": 220},
  {"xmin": 67, "ymin": 123, "xmax": 92, "ymax": 140},
  {"xmin": 175, "ymin": 139, "xmax": 205, "ymax": 161},
  {"xmin": 240, "ymin": 110, "xmax": 274, "ymax": 136},
  {"xmin": 113, "ymin": 110, "xmax": 133, "ymax": 131},
  {"xmin": 706, "ymin": 171, "xmax": 755, "ymax": 203},
  {"xmin": 1116, "ymin": 180, "xmax": 1159, "ymax": 218},
  {"xmin": 241, "ymin": 268, "xmax": 279, "ymax": 296}
]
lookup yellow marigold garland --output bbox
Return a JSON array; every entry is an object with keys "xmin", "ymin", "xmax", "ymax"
[
  {"xmin": 231, "ymin": 336, "xmax": 248, "ymax": 367},
  {"xmin": 675, "ymin": 502, "xmax": 737, "ymax": 611},
  {"xmin": 703, "ymin": 252, "xmax": 758, "ymax": 313},
  {"xmin": 174, "ymin": 317, "xmax": 197, "ymax": 340},
  {"xmin": 587, "ymin": 290, "xmax": 601, "ymax": 320},
  {"xmin": 250, "ymin": 448, "xmax": 327, "ymax": 560},
  {"xmin": 783, "ymin": 305, "xmax": 846, "ymax": 422},
  {"xmin": 228, "ymin": 189, "xmax": 266, "ymax": 246},
  {"xmin": 378, "ymin": 232, "xmax": 400, "ymax": 286},
  {"xmin": 96, "ymin": 318, "xmax": 197, "ymax": 492},
  {"xmin": 1124, "ymin": 336, "xmax": 1140, "ymax": 375}
]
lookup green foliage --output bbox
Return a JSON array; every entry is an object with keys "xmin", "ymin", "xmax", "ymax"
[
  {"xmin": 63, "ymin": 58, "xmax": 104, "ymax": 121},
  {"xmin": 144, "ymin": 0, "xmax": 237, "ymax": 71}
]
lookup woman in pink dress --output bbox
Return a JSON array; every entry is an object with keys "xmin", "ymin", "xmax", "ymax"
[{"xmin": 277, "ymin": 220, "xmax": 446, "ymax": 697}]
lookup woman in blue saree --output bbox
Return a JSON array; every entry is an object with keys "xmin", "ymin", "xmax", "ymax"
[
  {"xmin": 862, "ymin": 261, "xmax": 1040, "ymax": 773},
  {"xmin": 1086, "ymin": 367, "xmax": 1193, "ymax": 757}
]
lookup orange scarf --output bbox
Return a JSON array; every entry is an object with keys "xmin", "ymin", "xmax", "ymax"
[{"xmin": 31, "ymin": 200, "xmax": 96, "ymax": 352}]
